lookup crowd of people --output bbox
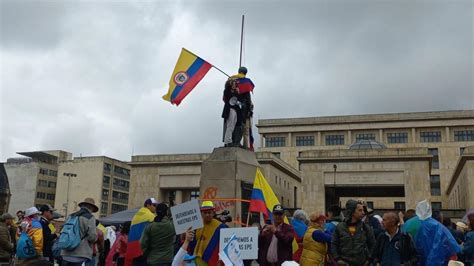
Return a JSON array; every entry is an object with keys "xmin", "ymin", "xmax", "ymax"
[{"xmin": 0, "ymin": 197, "xmax": 473, "ymax": 266}]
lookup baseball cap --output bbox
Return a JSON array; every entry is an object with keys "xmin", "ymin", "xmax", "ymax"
[
  {"xmin": 200, "ymin": 201, "xmax": 215, "ymax": 211},
  {"xmin": 144, "ymin": 198, "xmax": 158, "ymax": 206},
  {"xmin": 272, "ymin": 204, "xmax": 284, "ymax": 214},
  {"xmin": 39, "ymin": 204, "xmax": 56, "ymax": 213}
]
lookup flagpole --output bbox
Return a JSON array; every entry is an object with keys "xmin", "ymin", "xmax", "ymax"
[
  {"xmin": 239, "ymin": 15, "xmax": 245, "ymax": 68},
  {"xmin": 212, "ymin": 65, "xmax": 230, "ymax": 78},
  {"xmin": 182, "ymin": 47, "xmax": 230, "ymax": 77}
]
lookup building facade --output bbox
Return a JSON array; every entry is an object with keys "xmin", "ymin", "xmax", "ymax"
[
  {"xmin": 55, "ymin": 156, "xmax": 131, "ymax": 218},
  {"xmin": 446, "ymin": 146, "xmax": 474, "ymax": 210},
  {"xmin": 128, "ymin": 151, "xmax": 301, "ymax": 211},
  {"xmin": 5, "ymin": 150, "xmax": 72, "ymax": 213},
  {"xmin": 257, "ymin": 110, "xmax": 474, "ymax": 211}
]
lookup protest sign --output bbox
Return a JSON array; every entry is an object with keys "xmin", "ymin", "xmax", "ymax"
[
  {"xmin": 219, "ymin": 227, "xmax": 258, "ymax": 260},
  {"xmin": 219, "ymin": 234, "xmax": 244, "ymax": 266},
  {"xmin": 170, "ymin": 199, "xmax": 203, "ymax": 234}
]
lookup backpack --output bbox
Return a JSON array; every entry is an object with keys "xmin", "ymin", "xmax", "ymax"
[
  {"xmin": 16, "ymin": 231, "xmax": 36, "ymax": 259},
  {"xmin": 58, "ymin": 215, "xmax": 82, "ymax": 251}
]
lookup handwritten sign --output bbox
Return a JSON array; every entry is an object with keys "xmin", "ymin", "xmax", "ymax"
[
  {"xmin": 220, "ymin": 234, "xmax": 244, "ymax": 266},
  {"xmin": 219, "ymin": 227, "xmax": 259, "ymax": 260},
  {"xmin": 170, "ymin": 199, "xmax": 203, "ymax": 234}
]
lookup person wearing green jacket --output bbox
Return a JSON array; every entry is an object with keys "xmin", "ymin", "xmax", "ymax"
[{"xmin": 140, "ymin": 203, "xmax": 176, "ymax": 266}]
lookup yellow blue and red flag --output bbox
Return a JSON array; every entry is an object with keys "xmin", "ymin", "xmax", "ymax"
[
  {"xmin": 249, "ymin": 168, "xmax": 299, "ymax": 253},
  {"xmin": 163, "ymin": 48, "xmax": 212, "ymax": 106},
  {"xmin": 124, "ymin": 207, "xmax": 155, "ymax": 266}
]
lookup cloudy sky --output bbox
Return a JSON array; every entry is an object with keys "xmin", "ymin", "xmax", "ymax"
[{"xmin": 1, "ymin": 0, "xmax": 473, "ymax": 162}]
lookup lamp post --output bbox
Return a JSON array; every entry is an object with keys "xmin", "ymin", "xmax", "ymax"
[
  {"xmin": 64, "ymin": 172, "xmax": 77, "ymax": 217},
  {"xmin": 333, "ymin": 164, "xmax": 337, "ymax": 206}
]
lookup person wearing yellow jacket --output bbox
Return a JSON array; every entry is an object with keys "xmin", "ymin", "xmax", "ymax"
[
  {"xmin": 300, "ymin": 212, "xmax": 331, "ymax": 266},
  {"xmin": 18, "ymin": 207, "xmax": 43, "ymax": 260}
]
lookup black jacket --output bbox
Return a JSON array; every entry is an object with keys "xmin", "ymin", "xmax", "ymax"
[
  {"xmin": 40, "ymin": 216, "xmax": 57, "ymax": 262},
  {"xmin": 373, "ymin": 229, "xmax": 417, "ymax": 265}
]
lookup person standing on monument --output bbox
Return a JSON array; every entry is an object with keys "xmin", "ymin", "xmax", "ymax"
[
  {"xmin": 189, "ymin": 201, "xmax": 228, "ymax": 266},
  {"xmin": 222, "ymin": 78, "xmax": 243, "ymax": 147},
  {"xmin": 231, "ymin": 67, "xmax": 254, "ymax": 150}
]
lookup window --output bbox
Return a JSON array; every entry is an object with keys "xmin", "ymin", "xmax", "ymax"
[
  {"xmin": 272, "ymin": 152, "xmax": 281, "ymax": 159},
  {"xmin": 111, "ymin": 204, "xmax": 127, "ymax": 214},
  {"xmin": 103, "ymin": 176, "xmax": 110, "ymax": 185},
  {"xmin": 190, "ymin": 190, "xmax": 200, "ymax": 200},
  {"xmin": 420, "ymin": 131, "xmax": 441, "ymax": 143},
  {"xmin": 39, "ymin": 168, "xmax": 48, "ymax": 175},
  {"xmin": 113, "ymin": 178, "xmax": 130, "ymax": 190},
  {"xmin": 454, "ymin": 130, "xmax": 474, "ymax": 142},
  {"xmin": 102, "ymin": 189, "xmax": 109, "ymax": 198},
  {"xmin": 325, "ymin": 135, "xmax": 344, "ymax": 145},
  {"xmin": 296, "ymin": 136, "xmax": 314, "ymax": 146},
  {"xmin": 430, "ymin": 175, "xmax": 441, "ymax": 196},
  {"xmin": 104, "ymin": 163, "xmax": 112, "ymax": 172},
  {"xmin": 48, "ymin": 170, "xmax": 57, "ymax": 177},
  {"xmin": 265, "ymin": 137, "xmax": 286, "ymax": 147},
  {"xmin": 367, "ymin": 201, "xmax": 374, "ymax": 209},
  {"xmin": 114, "ymin": 166, "xmax": 130, "ymax": 177},
  {"xmin": 38, "ymin": 180, "xmax": 48, "ymax": 187},
  {"xmin": 460, "ymin": 147, "xmax": 465, "ymax": 155},
  {"xmin": 46, "ymin": 193, "xmax": 55, "ymax": 200},
  {"xmin": 431, "ymin": 202, "xmax": 442, "ymax": 210},
  {"xmin": 394, "ymin": 202, "xmax": 406, "ymax": 210},
  {"xmin": 428, "ymin": 148, "xmax": 439, "ymax": 169},
  {"xmin": 356, "ymin": 133, "xmax": 376, "ymax": 142},
  {"xmin": 387, "ymin": 132, "xmax": 408, "ymax": 144},
  {"xmin": 36, "ymin": 192, "xmax": 46, "ymax": 199},
  {"xmin": 101, "ymin": 202, "xmax": 108, "ymax": 213},
  {"xmin": 47, "ymin": 181, "xmax": 56, "ymax": 188},
  {"xmin": 112, "ymin": 191, "xmax": 128, "ymax": 201}
]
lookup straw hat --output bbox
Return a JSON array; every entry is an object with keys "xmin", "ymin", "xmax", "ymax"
[{"xmin": 78, "ymin": 198, "xmax": 99, "ymax": 213}]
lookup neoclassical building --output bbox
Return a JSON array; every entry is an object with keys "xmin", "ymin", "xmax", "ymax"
[{"xmin": 257, "ymin": 110, "xmax": 474, "ymax": 212}]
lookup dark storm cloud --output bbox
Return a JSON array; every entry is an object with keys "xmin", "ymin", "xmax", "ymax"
[{"xmin": 1, "ymin": 0, "xmax": 472, "ymax": 161}]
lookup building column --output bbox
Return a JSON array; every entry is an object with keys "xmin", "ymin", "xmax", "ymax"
[
  {"xmin": 379, "ymin": 129, "xmax": 384, "ymax": 142},
  {"xmin": 445, "ymin": 127, "xmax": 450, "ymax": 142},
  {"xmin": 288, "ymin": 132, "xmax": 292, "ymax": 147},
  {"xmin": 317, "ymin": 132, "xmax": 322, "ymax": 145},
  {"xmin": 175, "ymin": 190, "xmax": 183, "ymax": 205},
  {"xmin": 348, "ymin": 131, "xmax": 352, "ymax": 144},
  {"xmin": 260, "ymin": 135, "xmax": 265, "ymax": 148},
  {"xmin": 412, "ymin": 128, "xmax": 417, "ymax": 143}
]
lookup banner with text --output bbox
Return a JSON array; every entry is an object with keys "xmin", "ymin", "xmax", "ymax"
[
  {"xmin": 170, "ymin": 199, "xmax": 203, "ymax": 234},
  {"xmin": 219, "ymin": 227, "xmax": 259, "ymax": 260}
]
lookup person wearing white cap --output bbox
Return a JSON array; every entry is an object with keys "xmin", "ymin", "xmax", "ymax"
[
  {"xmin": 18, "ymin": 206, "xmax": 44, "ymax": 260},
  {"xmin": 61, "ymin": 197, "xmax": 98, "ymax": 266}
]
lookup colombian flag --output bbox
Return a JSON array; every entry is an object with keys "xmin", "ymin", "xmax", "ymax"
[
  {"xmin": 189, "ymin": 219, "xmax": 228, "ymax": 266},
  {"xmin": 249, "ymin": 168, "xmax": 299, "ymax": 253},
  {"xmin": 236, "ymin": 77, "xmax": 254, "ymax": 94},
  {"xmin": 163, "ymin": 48, "xmax": 212, "ymax": 106},
  {"xmin": 124, "ymin": 207, "xmax": 155, "ymax": 266}
]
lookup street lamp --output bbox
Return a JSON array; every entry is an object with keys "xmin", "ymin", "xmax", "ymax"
[
  {"xmin": 63, "ymin": 172, "xmax": 77, "ymax": 217},
  {"xmin": 333, "ymin": 164, "xmax": 337, "ymax": 206}
]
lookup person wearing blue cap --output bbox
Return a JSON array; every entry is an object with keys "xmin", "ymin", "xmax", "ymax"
[{"xmin": 172, "ymin": 228, "xmax": 197, "ymax": 266}]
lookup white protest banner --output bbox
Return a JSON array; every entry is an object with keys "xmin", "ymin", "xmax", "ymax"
[
  {"xmin": 170, "ymin": 199, "xmax": 203, "ymax": 235},
  {"xmin": 219, "ymin": 234, "xmax": 244, "ymax": 266},
  {"xmin": 219, "ymin": 227, "xmax": 259, "ymax": 260}
]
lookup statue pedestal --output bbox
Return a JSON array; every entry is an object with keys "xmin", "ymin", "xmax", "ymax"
[{"xmin": 200, "ymin": 147, "xmax": 260, "ymax": 226}]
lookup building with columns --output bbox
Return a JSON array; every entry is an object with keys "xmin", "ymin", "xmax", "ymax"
[
  {"xmin": 128, "ymin": 151, "xmax": 301, "ymax": 211},
  {"xmin": 257, "ymin": 110, "xmax": 474, "ymax": 212}
]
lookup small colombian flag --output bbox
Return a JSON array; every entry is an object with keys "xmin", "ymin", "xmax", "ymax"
[{"xmin": 162, "ymin": 48, "xmax": 212, "ymax": 106}]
